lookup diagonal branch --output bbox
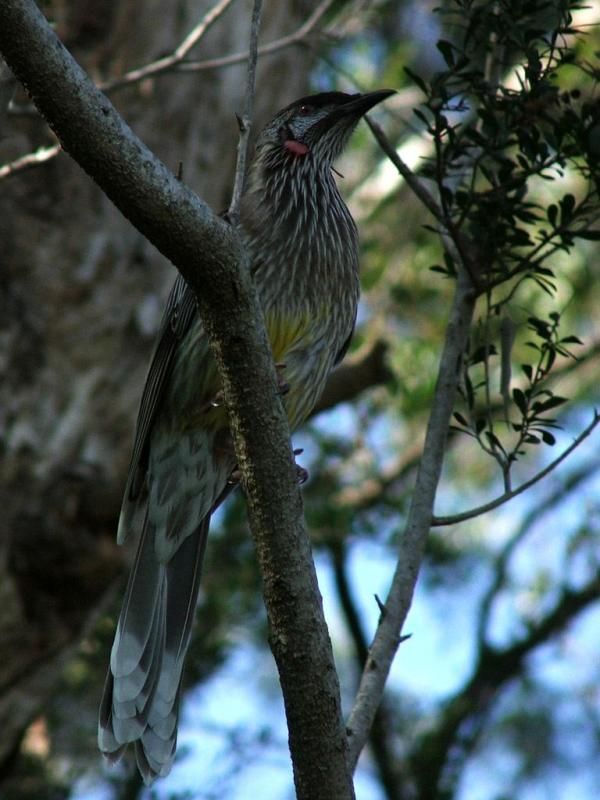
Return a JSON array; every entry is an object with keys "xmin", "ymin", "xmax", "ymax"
[
  {"xmin": 314, "ymin": 338, "xmax": 391, "ymax": 414},
  {"xmin": 0, "ymin": 142, "xmax": 61, "ymax": 178},
  {"xmin": 346, "ymin": 271, "xmax": 477, "ymax": 769},
  {"xmin": 365, "ymin": 115, "xmax": 443, "ymax": 224},
  {"xmin": 475, "ymin": 456, "xmax": 600, "ymax": 645},
  {"xmin": 331, "ymin": 543, "xmax": 406, "ymax": 800},
  {"xmin": 344, "ymin": 103, "xmax": 482, "ymax": 768},
  {"xmin": 100, "ymin": 0, "xmax": 237, "ymax": 92},
  {"xmin": 101, "ymin": 0, "xmax": 335, "ymax": 92},
  {"xmin": 178, "ymin": 0, "xmax": 336, "ymax": 74},
  {"xmin": 432, "ymin": 411, "xmax": 600, "ymax": 526}
]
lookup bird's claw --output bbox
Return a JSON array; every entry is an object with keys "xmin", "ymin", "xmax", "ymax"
[
  {"xmin": 275, "ymin": 362, "xmax": 290, "ymax": 396},
  {"xmin": 227, "ymin": 449, "xmax": 308, "ymax": 487},
  {"xmin": 228, "ymin": 467, "xmax": 242, "ymax": 485}
]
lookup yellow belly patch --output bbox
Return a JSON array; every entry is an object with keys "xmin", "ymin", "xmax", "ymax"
[
  {"xmin": 182, "ymin": 310, "xmax": 317, "ymax": 433},
  {"xmin": 264, "ymin": 310, "xmax": 313, "ymax": 363}
]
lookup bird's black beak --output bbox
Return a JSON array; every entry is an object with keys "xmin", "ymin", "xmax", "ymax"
[
  {"xmin": 338, "ymin": 89, "xmax": 396, "ymax": 118},
  {"xmin": 317, "ymin": 89, "xmax": 395, "ymax": 135}
]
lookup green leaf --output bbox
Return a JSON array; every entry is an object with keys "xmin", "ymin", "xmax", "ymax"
[
  {"xmin": 560, "ymin": 193, "xmax": 576, "ymax": 223},
  {"xmin": 464, "ymin": 371, "xmax": 475, "ymax": 409},
  {"xmin": 528, "ymin": 317, "xmax": 551, "ymax": 339},
  {"xmin": 485, "ymin": 431, "xmax": 506, "ymax": 454},
  {"xmin": 560, "ymin": 335, "xmax": 583, "ymax": 345},
  {"xmin": 404, "ymin": 67, "xmax": 428, "ymax": 94},
  {"xmin": 541, "ymin": 430, "xmax": 556, "ymax": 445},
  {"xmin": 534, "ymin": 265, "xmax": 555, "ymax": 277},
  {"xmin": 513, "ymin": 388, "xmax": 528, "ymax": 415},
  {"xmin": 437, "ymin": 39, "xmax": 456, "ymax": 67},
  {"xmin": 533, "ymin": 395, "xmax": 567, "ymax": 412},
  {"xmin": 413, "ymin": 108, "xmax": 431, "ymax": 127}
]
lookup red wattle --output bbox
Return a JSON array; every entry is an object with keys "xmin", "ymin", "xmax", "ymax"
[{"xmin": 284, "ymin": 140, "xmax": 309, "ymax": 156}]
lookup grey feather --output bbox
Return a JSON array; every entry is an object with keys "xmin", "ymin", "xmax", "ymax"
[
  {"xmin": 118, "ymin": 275, "xmax": 197, "ymax": 544},
  {"xmin": 99, "ymin": 515, "xmax": 211, "ymax": 782}
]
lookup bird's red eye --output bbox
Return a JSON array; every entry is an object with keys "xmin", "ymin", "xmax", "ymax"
[{"xmin": 298, "ymin": 104, "xmax": 312, "ymax": 115}]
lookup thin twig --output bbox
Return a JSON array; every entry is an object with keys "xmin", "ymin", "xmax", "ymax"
[
  {"xmin": 228, "ymin": 0, "xmax": 262, "ymax": 223},
  {"xmin": 175, "ymin": 0, "xmax": 235, "ymax": 59},
  {"xmin": 100, "ymin": 0, "xmax": 334, "ymax": 93},
  {"xmin": 346, "ymin": 273, "xmax": 477, "ymax": 769},
  {"xmin": 329, "ymin": 543, "xmax": 405, "ymax": 800},
  {"xmin": 475, "ymin": 456, "xmax": 600, "ymax": 646},
  {"xmin": 365, "ymin": 115, "xmax": 443, "ymax": 224},
  {"xmin": 0, "ymin": 142, "xmax": 61, "ymax": 178},
  {"xmin": 100, "ymin": 0, "xmax": 237, "ymax": 92},
  {"xmin": 432, "ymin": 411, "xmax": 600, "ymax": 526},
  {"xmin": 179, "ymin": 0, "xmax": 335, "ymax": 73}
]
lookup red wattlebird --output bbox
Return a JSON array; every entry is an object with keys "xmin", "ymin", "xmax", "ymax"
[{"xmin": 99, "ymin": 89, "xmax": 394, "ymax": 783}]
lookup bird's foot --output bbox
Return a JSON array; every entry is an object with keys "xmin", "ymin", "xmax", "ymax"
[
  {"xmin": 227, "ymin": 449, "xmax": 308, "ymax": 486},
  {"xmin": 275, "ymin": 362, "xmax": 290, "ymax": 396},
  {"xmin": 228, "ymin": 467, "xmax": 242, "ymax": 485}
]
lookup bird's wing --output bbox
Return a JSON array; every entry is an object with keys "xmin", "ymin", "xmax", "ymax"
[{"xmin": 125, "ymin": 273, "xmax": 197, "ymax": 503}]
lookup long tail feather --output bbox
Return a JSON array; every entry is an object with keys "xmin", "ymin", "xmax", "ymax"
[{"xmin": 99, "ymin": 515, "xmax": 210, "ymax": 783}]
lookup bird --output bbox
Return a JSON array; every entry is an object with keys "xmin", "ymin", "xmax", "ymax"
[{"xmin": 98, "ymin": 88, "xmax": 394, "ymax": 783}]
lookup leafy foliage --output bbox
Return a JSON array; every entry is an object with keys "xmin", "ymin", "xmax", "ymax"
[{"xmin": 403, "ymin": 0, "xmax": 598, "ymax": 488}]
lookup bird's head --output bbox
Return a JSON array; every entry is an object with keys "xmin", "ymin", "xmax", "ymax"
[{"xmin": 254, "ymin": 89, "xmax": 395, "ymax": 169}]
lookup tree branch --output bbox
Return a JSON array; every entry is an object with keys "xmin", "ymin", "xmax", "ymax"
[
  {"xmin": 228, "ymin": 0, "xmax": 262, "ymax": 223},
  {"xmin": 330, "ymin": 543, "xmax": 405, "ymax": 800},
  {"xmin": 0, "ymin": 142, "xmax": 61, "ymax": 178},
  {"xmin": 346, "ymin": 272, "xmax": 477, "ymax": 768},
  {"xmin": 97, "ymin": 0, "xmax": 238, "ymax": 92},
  {"xmin": 410, "ymin": 571, "xmax": 600, "ymax": 800},
  {"xmin": 365, "ymin": 115, "xmax": 444, "ymax": 224},
  {"xmin": 475, "ymin": 457, "xmax": 600, "ymax": 645},
  {"xmin": 177, "ymin": 0, "xmax": 336, "ymax": 74},
  {"xmin": 0, "ymin": 3, "xmax": 353, "ymax": 798},
  {"xmin": 432, "ymin": 411, "xmax": 600, "ymax": 526}
]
